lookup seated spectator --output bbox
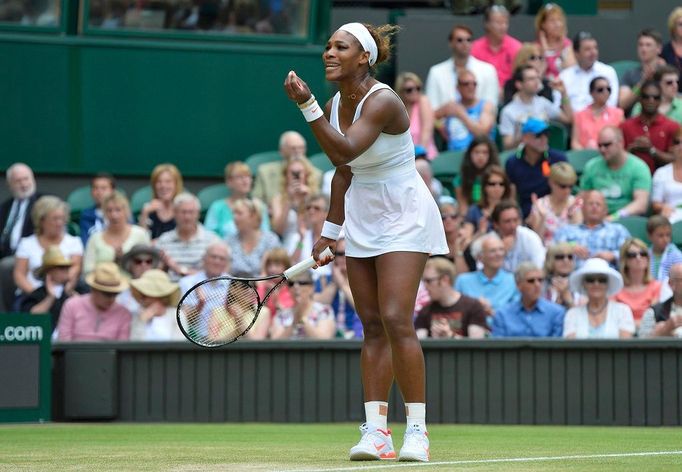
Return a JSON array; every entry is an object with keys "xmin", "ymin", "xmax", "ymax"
[
  {"xmin": 270, "ymin": 270, "xmax": 335, "ymax": 340},
  {"xmin": 647, "ymin": 215, "xmax": 682, "ymax": 281},
  {"xmin": 415, "ymin": 154, "xmax": 442, "ymax": 201},
  {"xmin": 580, "ymin": 126, "xmax": 651, "ymax": 218},
  {"xmin": 618, "ymin": 29, "xmax": 665, "ymax": 113},
  {"xmin": 454, "ymin": 136, "xmax": 500, "ymax": 216},
  {"xmin": 13, "ymin": 196, "xmax": 83, "ymax": 305},
  {"xmin": 639, "ymin": 263, "xmax": 682, "ymax": 337},
  {"xmin": 178, "ymin": 241, "xmax": 231, "ymax": 294},
  {"xmin": 471, "ymin": 4, "xmax": 521, "ymax": 89},
  {"xmin": 527, "ymin": 162, "xmax": 582, "ymax": 245},
  {"xmin": 465, "ymin": 165, "xmax": 512, "ymax": 237},
  {"xmin": 651, "ymin": 127, "xmax": 682, "ymax": 222},
  {"xmin": 534, "ymin": 3, "xmax": 575, "ymax": 80},
  {"xmin": 455, "ymin": 233, "xmax": 519, "ymax": 318},
  {"xmin": 499, "ymin": 67, "xmax": 571, "ymax": 150},
  {"xmin": 543, "ymin": 243, "xmax": 584, "ymax": 309},
  {"xmin": 436, "ymin": 70, "xmax": 496, "ymax": 151},
  {"xmin": 116, "ymin": 244, "xmax": 162, "ymax": 315},
  {"xmin": 288, "ymin": 194, "xmax": 331, "ymax": 280},
  {"xmin": 56, "ymin": 262, "xmax": 131, "ymax": 341},
  {"xmin": 571, "ymin": 76, "xmax": 624, "ymax": 150},
  {"xmin": 502, "ymin": 42, "xmax": 557, "ymax": 106},
  {"xmin": 129, "ymin": 269, "xmax": 185, "ymax": 341},
  {"xmin": 19, "ymin": 246, "xmax": 88, "ymax": 334},
  {"xmin": 156, "ymin": 192, "xmax": 219, "ymax": 281},
  {"xmin": 492, "ymin": 200, "xmax": 545, "ymax": 273},
  {"xmin": 564, "ymin": 258, "xmax": 635, "ymax": 339},
  {"xmin": 632, "ymin": 66, "xmax": 682, "ymax": 125},
  {"xmin": 415, "ymin": 257, "xmax": 487, "ymax": 339},
  {"xmin": 613, "ymin": 238, "xmax": 668, "ymax": 329},
  {"xmin": 83, "ymin": 192, "xmax": 150, "ymax": 275},
  {"xmin": 258, "ymin": 248, "xmax": 294, "ymax": 321},
  {"xmin": 226, "ymin": 198, "xmax": 281, "ymax": 277},
  {"xmin": 395, "ymin": 72, "xmax": 438, "ymax": 159},
  {"xmin": 661, "ymin": 7, "xmax": 682, "ymax": 94},
  {"xmin": 621, "ymin": 80, "xmax": 680, "ymax": 173},
  {"xmin": 204, "ymin": 161, "xmax": 270, "ymax": 239},
  {"xmin": 492, "ymin": 262, "xmax": 565, "ymax": 337},
  {"xmin": 139, "ymin": 163, "xmax": 183, "ymax": 239},
  {"xmin": 504, "ymin": 118, "xmax": 568, "ymax": 218},
  {"xmin": 79, "ymin": 173, "xmax": 116, "ymax": 245},
  {"xmin": 440, "ymin": 197, "xmax": 474, "ymax": 272},
  {"xmin": 553, "ymin": 190, "xmax": 630, "ymax": 269}
]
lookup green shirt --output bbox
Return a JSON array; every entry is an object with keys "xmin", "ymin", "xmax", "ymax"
[
  {"xmin": 580, "ymin": 153, "xmax": 652, "ymax": 214},
  {"xmin": 631, "ymin": 97, "xmax": 682, "ymax": 125}
]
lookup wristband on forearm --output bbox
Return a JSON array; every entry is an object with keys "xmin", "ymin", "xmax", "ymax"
[
  {"xmin": 298, "ymin": 94, "xmax": 324, "ymax": 122},
  {"xmin": 321, "ymin": 220, "xmax": 342, "ymax": 240}
]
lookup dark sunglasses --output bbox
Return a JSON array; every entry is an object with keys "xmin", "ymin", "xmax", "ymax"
[
  {"xmin": 334, "ymin": 251, "xmax": 346, "ymax": 257},
  {"xmin": 554, "ymin": 254, "xmax": 574, "ymax": 261},
  {"xmin": 641, "ymin": 93, "xmax": 661, "ymax": 100},
  {"xmin": 673, "ymin": 139, "xmax": 682, "ymax": 145},
  {"xmin": 557, "ymin": 183, "xmax": 573, "ymax": 189},
  {"xmin": 441, "ymin": 213, "xmax": 459, "ymax": 221},
  {"xmin": 133, "ymin": 257, "xmax": 154, "ymax": 265},
  {"xmin": 525, "ymin": 277, "xmax": 543, "ymax": 284},
  {"xmin": 458, "ymin": 81, "xmax": 477, "ymax": 87},
  {"xmin": 594, "ymin": 86, "xmax": 611, "ymax": 93},
  {"xmin": 626, "ymin": 250, "xmax": 648, "ymax": 259},
  {"xmin": 664, "ymin": 79, "xmax": 678, "ymax": 86},
  {"xmin": 403, "ymin": 86, "xmax": 421, "ymax": 93},
  {"xmin": 528, "ymin": 55, "xmax": 544, "ymax": 61},
  {"xmin": 287, "ymin": 280, "xmax": 314, "ymax": 287},
  {"xmin": 584, "ymin": 275, "xmax": 608, "ymax": 284},
  {"xmin": 597, "ymin": 141, "xmax": 613, "ymax": 148},
  {"xmin": 486, "ymin": 181, "xmax": 505, "ymax": 187},
  {"xmin": 455, "ymin": 37, "xmax": 473, "ymax": 43},
  {"xmin": 534, "ymin": 131, "xmax": 549, "ymax": 139}
]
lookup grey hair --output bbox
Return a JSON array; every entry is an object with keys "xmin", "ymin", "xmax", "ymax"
[
  {"xmin": 5, "ymin": 162, "xmax": 33, "ymax": 183},
  {"xmin": 515, "ymin": 262, "xmax": 543, "ymax": 283},
  {"xmin": 278, "ymin": 130, "xmax": 306, "ymax": 150},
  {"xmin": 470, "ymin": 232, "xmax": 503, "ymax": 260},
  {"xmin": 173, "ymin": 192, "xmax": 201, "ymax": 211},
  {"xmin": 204, "ymin": 240, "xmax": 232, "ymax": 260}
]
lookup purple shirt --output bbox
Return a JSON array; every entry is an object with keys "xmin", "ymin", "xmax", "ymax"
[
  {"xmin": 471, "ymin": 35, "xmax": 522, "ymax": 87},
  {"xmin": 57, "ymin": 293, "xmax": 131, "ymax": 341}
]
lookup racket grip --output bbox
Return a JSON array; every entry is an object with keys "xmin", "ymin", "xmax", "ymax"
[{"xmin": 284, "ymin": 247, "xmax": 334, "ymax": 279}]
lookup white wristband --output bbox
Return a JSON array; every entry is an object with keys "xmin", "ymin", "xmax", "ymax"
[
  {"xmin": 321, "ymin": 221, "xmax": 342, "ymax": 240},
  {"xmin": 300, "ymin": 99, "xmax": 324, "ymax": 122}
]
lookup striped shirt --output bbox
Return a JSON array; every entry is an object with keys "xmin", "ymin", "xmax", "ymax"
[{"xmin": 155, "ymin": 224, "xmax": 219, "ymax": 280}]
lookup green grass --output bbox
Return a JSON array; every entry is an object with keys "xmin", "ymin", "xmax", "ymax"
[{"xmin": 0, "ymin": 423, "xmax": 681, "ymax": 471}]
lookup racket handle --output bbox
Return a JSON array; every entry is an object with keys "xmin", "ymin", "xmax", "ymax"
[{"xmin": 284, "ymin": 247, "xmax": 334, "ymax": 279}]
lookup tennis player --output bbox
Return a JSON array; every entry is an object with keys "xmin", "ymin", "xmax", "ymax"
[{"xmin": 284, "ymin": 23, "xmax": 448, "ymax": 462}]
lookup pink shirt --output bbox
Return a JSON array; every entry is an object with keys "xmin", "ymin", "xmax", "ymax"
[
  {"xmin": 541, "ymin": 37, "xmax": 572, "ymax": 79},
  {"xmin": 409, "ymin": 102, "xmax": 438, "ymax": 159},
  {"xmin": 574, "ymin": 106, "xmax": 624, "ymax": 149},
  {"xmin": 612, "ymin": 281, "xmax": 662, "ymax": 323},
  {"xmin": 471, "ymin": 35, "xmax": 522, "ymax": 87},
  {"xmin": 57, "ymin": 293, "xmax": 131, "ymax": 341}
]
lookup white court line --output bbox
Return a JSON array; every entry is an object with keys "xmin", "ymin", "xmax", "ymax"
[{"xmin": 282, "ymin": 450, "xmax": 682, "ymax": 472}]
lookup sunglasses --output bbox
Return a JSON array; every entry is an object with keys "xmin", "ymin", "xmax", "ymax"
[
  {"xmin": 584, "ymin": 275, "xmax": 608, "ymax": 285},
  {"xmin": 597, "ymin": 141, "xmax": 613, "ymax": 148},
  {"xmin": 133, "ymin": 257, "xmax": 154, "ymax": 265},
  {"xmin": 458, "ymin": 81, "xmax": 477, "ymax": 87},
  {"xmin": 334, "ymin": 251, "xmax": 346, "ymax": 257},
  {"xmin": 673, "ymin": 139, "xmax": 682, "ymax": 145},
  {"xmin": 626, "ymin": 250, "xmax": 648, "ymax": 259},
  {"xmin": 641, "ymin": 93, "xmax": 661, "ymax": 100},
  {"xmin": 403, "ymin": 86, "xmax": 421, "ymax": 93},
  {"xmin": 455, "ymin": 37, "xmax": 473, "ymax": 43},
  {"xmin": 594, "ymin": 86, "xmax": 611, "ymax": 93},
  {"xmin": 441, "ymin": 213, "xmax": 459, "ymax": 221},
  {"xmin": 525, "ymin": 277, "xmax": 543, "ymax": 284},
  {"xmin": 557, "ymin": 183, "xmax": 573, "ymax": 189},
  {"xmin": 554, "ymin": 254, "xmax": 574, "ymax": 260},
  {"xmin": 534, "ymin": 132, "xmax": 549, "ymax": 139},
  {"xmin": 306, "ymin": 205, "xmax": 324, "ymax": 211},
  {"xmin": 287, "ymin": 280, "xmax": 314, "ymax": 287},
  {"xmin": 664, "ymin": 79, "xmax": 678, "ymax": 86},
  {"xmin": 486, "ymin": 181, "xmax": 505, "ymax": 187},
  {"xmin": 528, "ymin": 55, "xmax": 544, "ymax": 61}
]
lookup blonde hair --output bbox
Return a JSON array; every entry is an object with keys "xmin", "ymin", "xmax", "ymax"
[
  {"xmin": 150, "ymin": 163, "xmax": 183, "ymax": 199},
  {"xmin": 534, "ymin": 3, "xmax": 567, "ymax": 38},
  {"xmin": 514, "ymin": 42, "xmax": 543, "ymax": 70},
  {"xmin": 424, "ymin": 257, "xmax": 457, "ymax": 285},
  {"xmin": 549, "ymin": 161, "xmax": 577, "ymax": 186},
  {"xmin": 544, "ymin": 242, "xmax": 574, "ymax": 275},
  {"xmin": 224, "ymin": 161, "xmax": 251, "ymax": 180},
  {"xmin": 281, "ymin": 155, "xmax": 315, "ymax": 196},
  {"xmin": 668, "ymin": 7, "xmax": 682, "ymax": 38},
  {"xmin": 262, "ymin": 247, "xmax": 292, "ymax": 271},
  {"xmin": 394, "ymin": 71, "xmax": 422, "ymax": 94},
  {"xmin": 619, "ymin": 238, "xmax": 651, "ymax": 286},
  {"xmin": 232, "ymin": 198, "xmax": 262, "ymax": 228},
  {"xmin": 102, "ymin": 191, "xmax": 131, "ymax": 219},
  {"xmin": 31, "ymin": 196, "xmax": 69, "ymax": 235}
]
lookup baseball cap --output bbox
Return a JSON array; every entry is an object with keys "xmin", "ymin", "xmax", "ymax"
[{"xmin": 521, "ymin": 117, "xmax": 549, "ymax": 135}]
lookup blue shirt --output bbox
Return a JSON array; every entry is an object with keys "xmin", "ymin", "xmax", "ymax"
[
  {"xmin": 492, "ymin": 298, "xmax": 565, "ymax": 337},
  {"xmin": 649, "ymin": 243, "xmax": 682, "ymax": 281},
  {"xmin": 553, "ymin": 222, "xmax": 630, "ymax": 269},
  {"xmin": 454, "ymin": 269, "xmax": 519, "ymax": 313}
]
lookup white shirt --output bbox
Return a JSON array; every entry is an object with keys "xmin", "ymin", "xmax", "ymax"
[
  {"xmin": 652, "ymin": 164, "xmax": 682, "ymax": 224},
  {"xmin": 425, "ymin": 56, "xmax": 499, "ymax": 110},
  {"xmin": 499, "ymin": 95, "xmax": 562, "ymax": 138},
  {"xmin": 564, "ymin": 301, "xmax": 635, "ymax": 339},
  {"xmin": 558, "ymin": 61, "xmax": 619, "ymax": 111},
  {"xmin": 15, "ymin": 234, "xmax": 83, "ymax": 292},
  {"xmin": 502, "ymin": 226, "xmax": 546, "ymax": 273}
]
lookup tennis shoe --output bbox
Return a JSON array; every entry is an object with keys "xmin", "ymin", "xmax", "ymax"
[
  {"xmin": 398, "ymin": 424, "xmax": 430, "ymax": 462},
  {"xmin": 349, "ymin": 423, "xmax": 396, "ymax": 461}
]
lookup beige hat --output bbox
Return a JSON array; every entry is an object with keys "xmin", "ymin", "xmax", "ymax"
[
  {"xmin": 34, "ymin": 246, "xmax": 73, "ymax": 279},
  {"xmin": 85, "ymin": 262, "xmax": 130, "ymax": 293},
  {"xmin": 130, "ymin": 269, "xmax": 180, "ymax": 306}
]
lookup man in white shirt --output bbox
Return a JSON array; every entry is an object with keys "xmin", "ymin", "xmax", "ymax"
[
  {"xmin": 559, "ymin": 31, "xmax": 619, "ymax": 112},
  {"xmin": 425, "ymin": 24, "xmax": 499, "ymax": 110},
  {"xmin": 492, "ymin": 200, "xmax": 546, "ymax": 273}
]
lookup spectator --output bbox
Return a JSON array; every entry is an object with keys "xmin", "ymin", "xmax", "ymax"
[
  {"xmin": 415, "ymin": 155, "xmax": 442, "ymax": 201},
  {"xmin": 270, "ymin": 270, "xmax": 335, "ymax": 340},
  {"xmin": 0, "ymin": 163, "xmax": 41, "ymax": 311},
  {"xmin": 502, "ymin": 42, "xmax": 560, "ymax": 107},
  {"xmin": 492, "ymin": 200, "xmax": 545, "ymax": 273},
  {"xmin": 632, "ymin": 66, "xmax": 682, "ymax": 125},
  {"xmin": 527, "ymin": 161, "xmax": 583, "ymax": 245},
  {"xmin": 543, "ymin": 243, "xmax": 583, "ymax": 309},
  {"xmin": 116, "ymin": 244, "xmax": 162, "ymax": 315},
  {"xmin": 504, "ymin": 118, "xmax": 568, "ymax": 217},
  {"xmin": 612, "ymin": 238, "xmax": 667, "ymax": 329},
  {"xmin": 178, "ymin": 241, "xmax": 231, "ymax": 294},
  {"xmin": 204, "ymin": 161, "xmax": 270, "ymax": 239},
  {"xmin": 79, "ymin": 173, "xmax": 116, "ymax": 245},
  {"xmin": 288, "ymin": 194, "xmax": 331, "ymax": 278},
  {"xmin": 415, "ymin": 257, "xmax": 487, "ymax": 339},
  {"xmin": 83, "ymin": 191, "xmax": 150, "ymax": 275},
  {"xmin": 580, "ymin": 126, "xmax": 651, "ymax": 218},
  {"xmin": 257, "ymin": 248, "xmax": 294, "ymax": 324},
  {"xmin": 564, "ymin": 258, "xmax": 635, "ymax": 339},
  {"xmin": 440, "ymin": 197, "xmax": 474, "ymax": 272},
  {"xmin": 492, "ymin": 262, "xmax": 565, "ymax": 337},
  {"xmin": 155, "ymin": 192, "xmax": 219, "ymax": 281},
  {"xmin": 139, "ymin": 163, "xmax": 183, "ymax": 239},
  {"xmin": 651, "ymin": 127, "xmax": 682, "ymax": 222},
  {"xmin": 226, "ymin": 198, "xmax": 281, "ymax": 277},
  {"xmin": 395, "ymin": 72, "xmax": 438, "ymax": 159},
  {"xmin": 425, "ymin": 24, "xmax": 499, "ymax": 111},
  {"xmin": 639, "ymin": 263, "xmax": 682, "ymax": 337},
  {"xmin": 571, "ymin": 76, "xmax": 625, "ymax": 150},
  {"xmin": 621, "ymin": 80, "xmax": 680, "ymax": 173},
  {"xmin": 500, "ymin": 66, "xmax": 572, "ymax": 151},
  {"xmin": 13, "ymin": 196, "xmax": 83, "ymax": 305},
  {"xmin": 471, "ymin": 4, "xmax": 522, "ymax": 89},
  {"xmin": 129, "ymin": 269, "xmax": 185, "ymax": 341},
  {"xmin": 553, "ymin": 190, "xmax": 630, "ymax": 269},
  {"xmin": 19, "ymin": 246, "xmax": 88, "ymax": 333},
  {"xmin": 647, "ymin": 215, "xmax": 682, "ymax": 281},
  {"xmin": 618, "ymin": 29, "xmax": 665, "ymax": 113},
  {"xmin": 436, "ymin": 70, "xmax": 496, "ymax": 151},
  {"xmin": 56, "ymin": 262, "xmax": 131, "ymax": 341},
  {"xmin": 455, "ymin": 233, "xmax": 519, "ymax": 318},
  {"xmin": 661, "ymin": 7, "xmax": 682, "ymax": 94},
  {"xmin": 251, "ymin": 130, "xmax": 322, "ymax": 205},
  {"xmin": 534, "ymin": 3, "xmax": 575, "ymax": 80},
  {"xmin": 465, "ymin": 165, "xmax": 512, "ymax": 237},
  {"xmin": 559, "ymin": 31, "xmax": 619, "ymax": 112},
  {"xmin": 455, "ymin": 136, "xmax": 500, "ymax": 216}
]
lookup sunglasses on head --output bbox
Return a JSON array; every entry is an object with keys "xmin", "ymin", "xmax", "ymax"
[
  {"xmin": 554, "ymin": 254, "xmax": 573, "ymax": 261},
  {"xmin": 403, "ymin": 85, "xmax": 421, "ymax": 93},
  {"xmin": 626, "ymin": 250, "xmax": 648, "ymax": 259},
  {"xmin": 594, "ymin": 86, "xmax": 611, "ymax": 93},
  {"xmin": 584, "ymin": 275, "xmax": 608, "ymax": 284}
]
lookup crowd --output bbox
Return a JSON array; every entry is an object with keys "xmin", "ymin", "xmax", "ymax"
[{"xmin": 3, "ymin": 4, "xmax": 682, "ymax": 341}]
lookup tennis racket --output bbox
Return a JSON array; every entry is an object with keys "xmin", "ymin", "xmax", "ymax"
[{"xmin": 176, "ymin": 247, "xmax": 333, "ymax": 347}]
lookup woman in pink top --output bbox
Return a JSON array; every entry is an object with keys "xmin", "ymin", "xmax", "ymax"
[
  {"xmin": 534, "ymin": 3, "xmax": 575, "ymax": 80},
  {"xmin": 571, "ymin": 76, "xmax": 625, "ymax": 150},
  {"xmin": 395, "ymin": 72, "xmax": 438, "ymax": 159}
]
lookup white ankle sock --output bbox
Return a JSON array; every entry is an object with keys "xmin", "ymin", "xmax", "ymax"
[
  {"xmin": 405, "ymin": 402, "xmax": 426, "ymax": 429},
  {"xmin": 365, "ymin": 401, "xmax": 388, "ymax": 430}
]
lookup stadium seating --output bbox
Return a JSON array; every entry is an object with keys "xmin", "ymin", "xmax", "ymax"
[
  {"xmin": 245, "ymin": 150, "xmax": 281, "ymax": 176},
  {"xmin": 130, "ymin": 185, "xmax": 153, "ymax": 216},
  {"xmin": 197, "ymin": 184, "xmax": 230, "ymax": 218},
  {"xmin": 672, "ymin": 221, "xmax": 682, "ymax": 249},
  {"xmin": 431, "ymin": 150, "xmax": 464, "ymax": 196},
  {"xmin": 308, "ymin": 152, "xmax": 335, "ymax": 173},
  {"xmin": 566, "ymin": 149, "xmax": 600, "ymax": 176},
  {"xmin": 499, "ymin": 149, "xmax": 516, "ymax": 168},
  {"xmin": 619, "ymin": 215, "xmax": 650, "ymax": 244},
  {"xmin": 66, "ymin": 186, "xmax": 95, "ymax": 215},
  {"xmin": 609, "ymin": 60, "xmax": 639, "ymax": 83},
  {"xmin": 548, "ymin": 121, "xmax": 569, "ymax": 151}
]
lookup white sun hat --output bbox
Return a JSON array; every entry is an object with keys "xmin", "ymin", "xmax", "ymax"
[{"xmin": 569, "ymin": 257, "xmax": 623, "ymax": 296}]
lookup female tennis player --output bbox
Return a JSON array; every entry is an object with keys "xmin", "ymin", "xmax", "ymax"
[{"xmin": 284, "ymin": 23, "xmax": 447, "ymax": 462}]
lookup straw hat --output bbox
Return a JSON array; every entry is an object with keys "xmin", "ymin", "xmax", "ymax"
[
  {"xmin": 119, "ymin": 244, "xmax": 161, "ymax": 272},
  {"xmin": 85, "ymin": 262, "xmax": 129, "ymax": 293},
  {"xmin": 33, "ymin": 246, "xmax": 73, "ymax": 279},
  {"xmin": 569, "ymin": 258, "xmax": 623, "ymax": 297},
  {"xmin": 130, "ymin": 269, "xmax": 180, "ymax": 306}
]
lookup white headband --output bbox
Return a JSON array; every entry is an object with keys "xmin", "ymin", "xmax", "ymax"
[{"xmin": 338, "ymin": 23, "xmax": 378, "ymax": 66}]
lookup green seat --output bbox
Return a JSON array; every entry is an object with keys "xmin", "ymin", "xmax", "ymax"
[
  {"xmin": 431, "ymin": 150, "xmax": 465, "ymax": 197},
  {"xmin": 66, "ymin": 185, "xmax": 95, "ymax": 214},
  {"xmin": 609, "ymin": 60, "xmax": 639, "ymax": 83},
  {"xmin": 308, "ymin": 152, "xmax": 335, "ymax": 173},
  {"xmin": 619, "ymin": 216, "xmax": 650, "ymax": 244},
  {"xmin": 672, "ymin": 221, "xmax": 682, "ymax": 250},
  {"xmin": 548, "ymin": 121, "xmax": 569, "ymax": 151},
  {"xmin": 245, "ymin": 150, "xmax": 282, "ymax": 176},
  {"xmin": 198, "ymin": 184, "xmax": 230, "ymax": 212},
  {"xmin": 499, "ymin": 149, "xmax": 516, "ymax": 168},
  {"xmin": 566, "ymin": 149, "xmax": 600, "ymax": 176},
  {"xmin": 130, "ymin": 185, "xmax": 153, "ymax": 216}
]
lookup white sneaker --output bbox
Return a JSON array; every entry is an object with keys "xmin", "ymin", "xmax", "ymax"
[
  {"xmin": 349, "ymin": 423, "xmax": 396, "ymax": 461},
  {"xmin": 398, "ymin": 424, "xmax": 430, "ymax": 462}
]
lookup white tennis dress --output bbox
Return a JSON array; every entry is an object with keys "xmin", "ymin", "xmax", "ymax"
[{"xmin": 330, "ymin": 82, "xmax": 448, "ymax": 258}]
